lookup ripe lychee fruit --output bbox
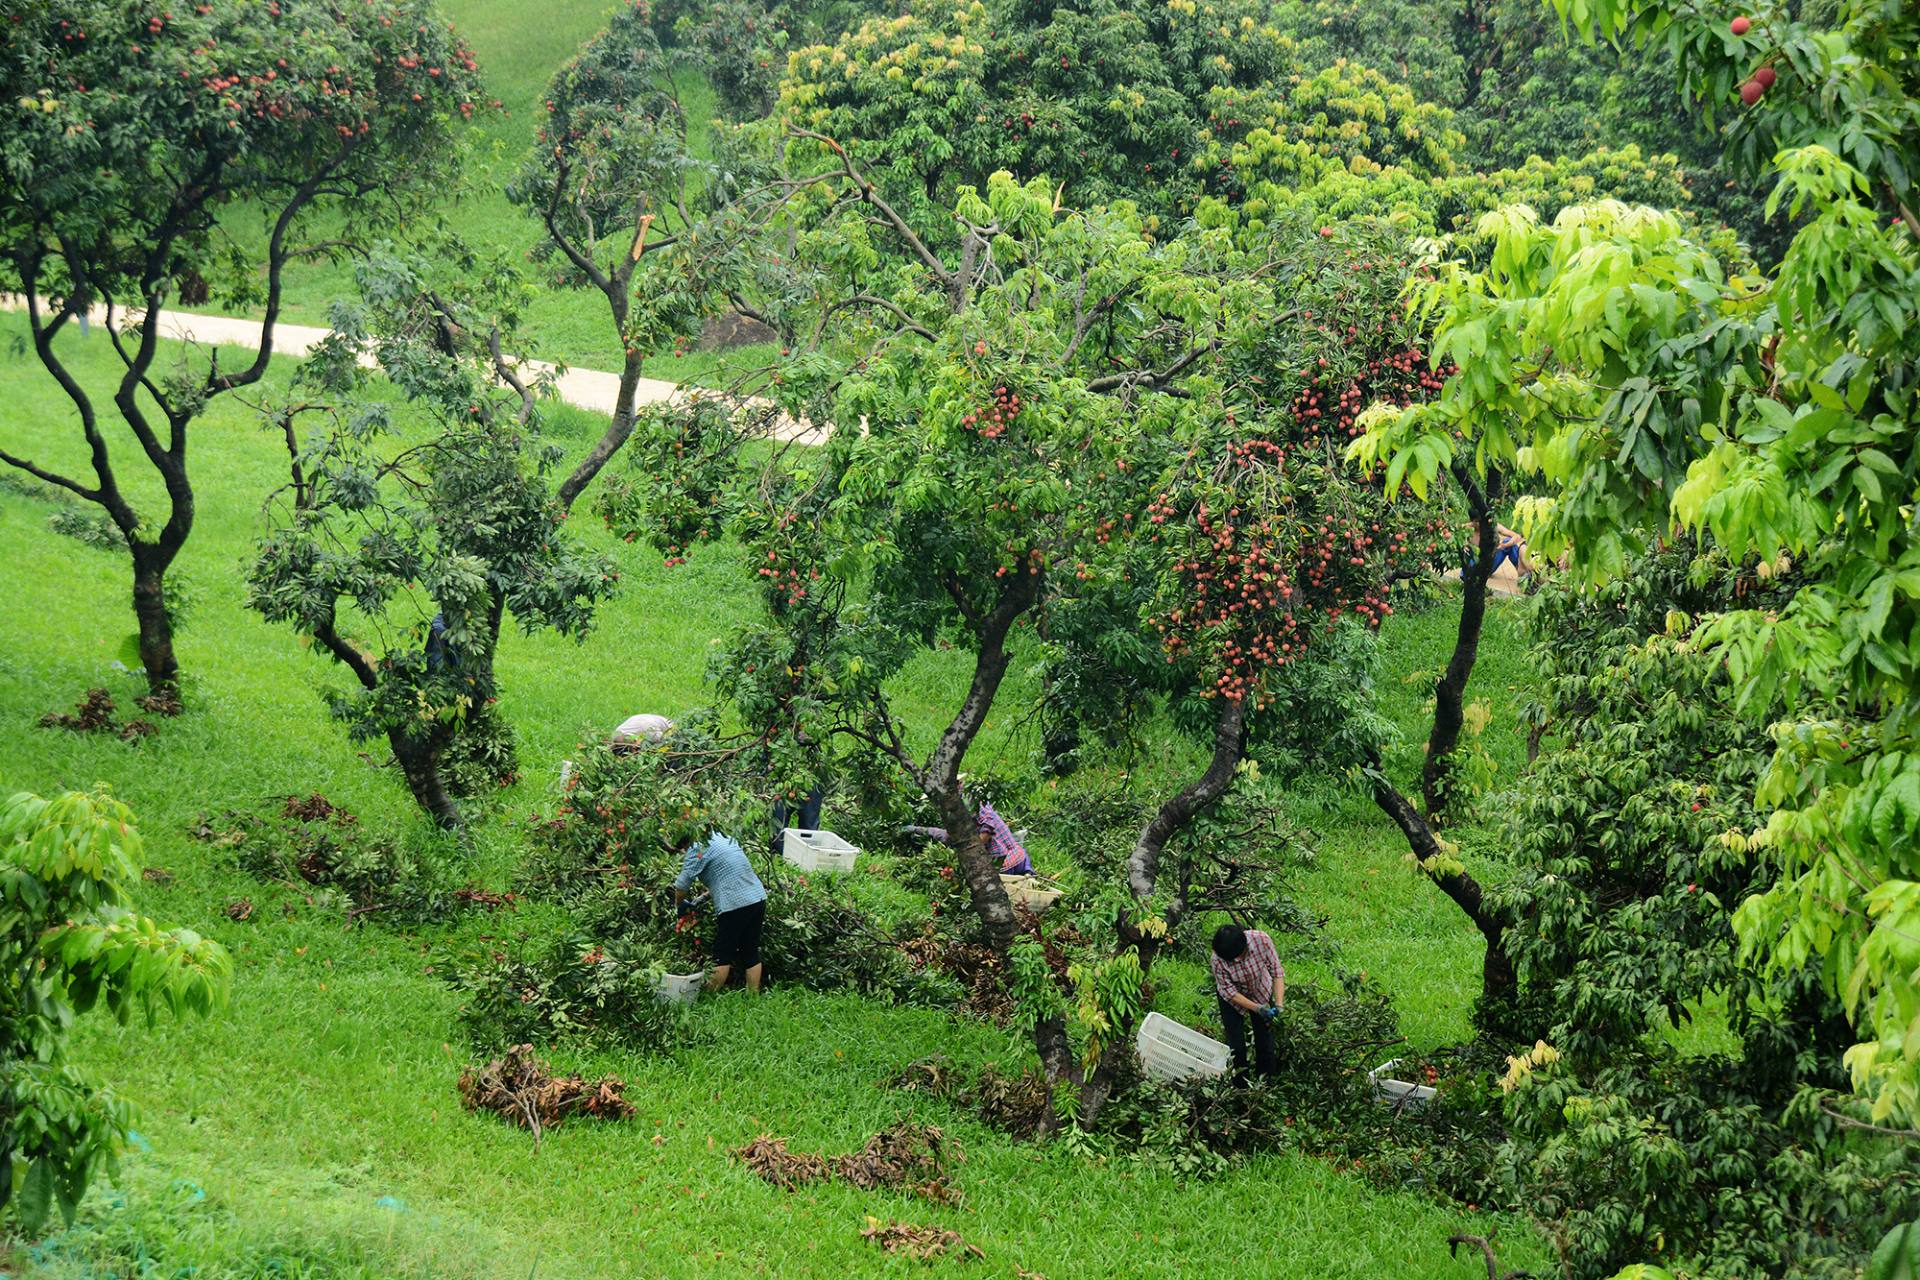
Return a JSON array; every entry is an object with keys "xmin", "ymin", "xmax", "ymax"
[
  {"xmin": 1753, "ymin": 65, "xmax": 1777, "ymax": 88},
  {"xmin": 1739, "ymin": 78, "xmax": 1764, "ymax": 104},
  {"xmin": 1730, "ymin": 14, "xmax": 1750, "ymax": 34}
]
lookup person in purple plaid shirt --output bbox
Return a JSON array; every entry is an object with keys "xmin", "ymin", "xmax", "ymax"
[
  {"xmin": 901, "ymin": 801, "xmax": 1033, "ymax": 875},
  {"xmin": 1210, "ymin": 924, "xmax": 1286, "ymax": 1079}
]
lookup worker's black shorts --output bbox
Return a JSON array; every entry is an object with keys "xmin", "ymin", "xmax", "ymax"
[{"xmin": 712, "ymin": 899, "xmax": 766, "ymax": 969}]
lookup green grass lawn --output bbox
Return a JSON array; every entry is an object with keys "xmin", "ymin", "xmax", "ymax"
[{"xmin": 0, "ymin": 316, "xmax": 1548, "ymax": 1278}]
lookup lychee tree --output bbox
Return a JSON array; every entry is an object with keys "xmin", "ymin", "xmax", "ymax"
[
  {"xmin": 247, "ymin": 250, "xmax": 618, "ymax": 827},
  {"xmin": 1047, "ymin": 217, "xmax": 1495, "ymax": 1004},
  {"xmin": 1486, "ymin": 545, "xmax": 1918, "ymax": 1280},
  {"xmin": 505, "ymin": 0, "xmax": 770, "ymax": 511},
  {"xmin": 603, "ymin": 163, "xmax": 1275, "ymax": 1109},
  {"xmin": 1352, "ymin": 0, "xmax": 1920, "ymax": 1120},
  {"xmin": 0, "ymin": 0, "xmax": 483, "ymax": 698}
]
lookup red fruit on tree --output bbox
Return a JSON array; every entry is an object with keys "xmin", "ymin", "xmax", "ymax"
[
  {"xmin": 1740, "ymin": 78, "xmax": 1765, "ymax": 104},
  {"xmin": 1730, "ymin": 14, "xmax": 1750, "ymax": 34},
  {"xmin": 1754, "ymin": 65, "xmax": 1777, "ymax": 88}
]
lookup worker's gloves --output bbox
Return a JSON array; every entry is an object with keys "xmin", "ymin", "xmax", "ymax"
[{"xmin": 1256, "ymin": 1004, "xmax": 1280, "ymax": 1022}]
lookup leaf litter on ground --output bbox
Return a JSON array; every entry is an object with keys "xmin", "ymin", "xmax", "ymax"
[{"xmin": 861, "ymin": 1217, "xmax": 984, "ymax": 1262}]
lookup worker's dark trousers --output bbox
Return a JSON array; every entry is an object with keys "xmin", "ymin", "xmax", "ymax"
[
  {"xmin": 1219, "ymin": 999, "xmax": 1278, "ymax": 1080},
  {"xmin": 770, "ymin": 785, "xmax": 825, "ymax": 856}
]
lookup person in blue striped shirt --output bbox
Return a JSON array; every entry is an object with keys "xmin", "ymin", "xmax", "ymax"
[{"xmin": 672, "ymin": 830, "xmax": 768, "ymax": 994}]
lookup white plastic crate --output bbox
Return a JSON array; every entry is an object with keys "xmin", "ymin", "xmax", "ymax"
[
  {"xmin": 1136, "ymin": 1011, "xmax": 1231, "ymax": 1082},
  {"xmin": 1367, "ymin": 1058, "xmax": 1437, "ymax": 1111},
  {"xmin": 655, "ymin": 971, "xmax": 705, "ymax": 1004},
  {"xmin": 781, "ymin": 827, "xmax": 859, "ymax": 873},
  {"xmin": 1001, "ymin": 873, "xmax": 1062, "ymax": 913}
]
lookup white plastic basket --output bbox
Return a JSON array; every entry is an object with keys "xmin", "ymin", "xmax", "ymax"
[
  {"xmin": 781, "ymin": 828, "xmax": 859, "ymax": 873},
  {"xmin": 1367, "ymin": 1058, "xmax": 1437, "ymax": 1111},
  {"xmin": 655, "ymin": 971, "xmax": 705, "ymax": 1005},
  {"xmin": 1000, "ymin": 873, "xmax": 1062, "ymax": 913},
  {"xmin": 1136, "ymin": 1011, "xmax": 1231, "ymax": 1082}
]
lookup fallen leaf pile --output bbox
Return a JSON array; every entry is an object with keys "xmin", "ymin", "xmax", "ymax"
[
  {"xmin": 136, "ymin": 690, "xmax": 183, "ymax": 717},
  {"xmin": 890, "ymin": 1056, "xmax": 1051, "ymax": 1140},
  {"xmin": 861, "ymin": 1217, "xmax": 983, "ymax": 1262},
  {"xmin": 283, "ymin": 792, "xmax": 352, "ymax": 824},
  {"xmin": 457, "ymin": 1044, "xmax": 633, "ymax": 1149},
  {"xmin": 734, "ymin": 1123, "xmax": 960, "ymax": 1202},
  {"xmin": 39, "ymin": 688, "xmax": 118, "ymax": 732},
  {"xmin": 897, "ymin": 925, "xmax": 1013, "ymax": 1023},
  {"xmin": 733, "ymin": 1135, "xmax": 832, "ymax": 1190},
  {"xmin": 452, "ymin": 884, "xmax": 519, "ymax": 910},
  {"xmin": 38, "ymin": 688, "xmax": 152, "ymax": 739}
]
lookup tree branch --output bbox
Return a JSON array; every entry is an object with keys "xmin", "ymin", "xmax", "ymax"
[
  {"xmin": 313, "ymin": 614, "xmax": 381, "ymax": 691},
  {"xmin": 1086, "ymin": 340, "xmax": 1217, "ymax": 394},
  {"xmin": 215, "ymin": 143, "xmax": 358, "ymax": 398},
  {"xmin": 1127, "ymin": 694, "xmax": 1248, "ymax": 911},
  {"xmin": 788, "ymin": 129, "xmax": 954, "ymax": 292},
  {"xmin": 0, "ymin": 445, "xmax": 97, "ymax": 503}
]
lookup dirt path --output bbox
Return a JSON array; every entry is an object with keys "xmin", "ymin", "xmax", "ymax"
[{"xmin": 0, "ymin": 297, "xmax": 822, "ymax": 442}]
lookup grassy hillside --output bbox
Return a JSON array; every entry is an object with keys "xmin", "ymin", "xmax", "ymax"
[{"xmin": 0, "ymin": 315, "xmax": 1545, "ymax": 1278}]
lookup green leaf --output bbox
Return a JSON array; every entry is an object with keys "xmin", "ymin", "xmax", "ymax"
[
  {"xmin": 1868, "ymin": 1217, "xmax": 1920, "ymax": 1280},
  {"xmin": 17, "ymin": 1156, "xmax": 54, "ymax": 1233}
]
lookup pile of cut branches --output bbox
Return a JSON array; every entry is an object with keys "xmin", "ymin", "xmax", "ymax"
[
  {"xmin": 457, "ymin": 1044, "xmax": 633, "ymax": 1148},
  {"xmin": 897, "ymin": 925, "xmax": 1012, "ymax": 1023},
  {"xmin": 734, "ymin": 1123, "xmax": 960, "ymax": 1202},
  {"xmin": 891, "ymin": 1056, "xmax": 1051, "ymax": 1140}
]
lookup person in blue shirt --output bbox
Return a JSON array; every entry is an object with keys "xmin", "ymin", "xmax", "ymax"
[{"xmin": 672, "ymin": 831, "xmax": 768, "ymax": 994}]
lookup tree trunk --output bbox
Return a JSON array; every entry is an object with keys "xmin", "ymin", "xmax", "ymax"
[
  {"xmin": 1421, "ymin": 466, "xmax": 1502, "ymax": 822},
  {"xmin": 130, "ymin": 550, "xmax": 179, "ymax": 696},
  {"xmin": 555, "ymin": 352, "xmax": 648, "ymax": 511},
  {"xmin": 923, "ymin": 569, "xmax": 1040, "ymax": 956},
  {"xmin": 1369, "ymin": 773, "xmax": 1518, "ymax": 1024},
  {"xmin": 1127, "ymin": 695, "xmax": 1248, "ymax": 907},
  {"xmin": 391, "ymin": 727, "xmax": 462, "ymax": 829}
]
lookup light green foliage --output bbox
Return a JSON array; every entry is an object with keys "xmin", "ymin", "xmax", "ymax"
[
  {"xmin": 1066, "ymin": 948, "xmax": 1147, "ymax": 1065},
  {"xmin": 778, "ymin": 0, "xmax": 1296, "ymax": 236},
  {"xmin": 1192, "ymin": 58, "xmax": 1463, "ymax": 193},
  {"xmin": 1, "ymin": 789, "xmax": 231, "ymax": 1232},
  {"xmin": 1271, "ymin": 0, "xmax": 1469, "ymax": 107},
  {"xmin": 1484, "ymin": 546, "xmax": 1919, "ymax": 1280},
  {"xmin": 1356, "ymin": 0, "xmax": 1920, "ymax": 1126},
  {"xmin": 1198, "ymin": 145, "xmax": 1694, "ymax": 245}
]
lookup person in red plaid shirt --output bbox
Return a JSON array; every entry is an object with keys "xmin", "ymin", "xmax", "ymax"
[
  {"xmin": 901, "ymin": 801, "xmax": 1034, "ymax": 875},
  {"xmin": 1210, "ymin": 924, "xmax": 1286, "ymax": 1079}
]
